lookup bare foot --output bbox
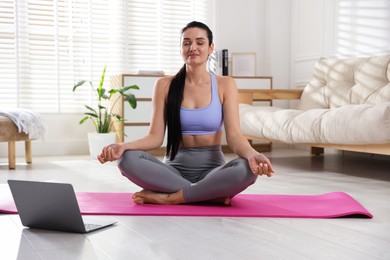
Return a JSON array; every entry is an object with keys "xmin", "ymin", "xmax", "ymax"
[
  {"xmin": 132, "ymin": 190, "xmax": 232, "ymax": 206},
  {"xmin": 191, "ymin": 197, "xmax": 232, "ymax": 206},
  {"xmin": 132, "ymin": 189, "xmax": 185, "ymax": 205},
  {"xmin": 215, "ymin": 197, "xmax": 232, "ymax": 206}
]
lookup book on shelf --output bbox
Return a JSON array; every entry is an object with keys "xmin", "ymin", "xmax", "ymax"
[
  {"xmin": 213, "ymin": 49, "xmax": 229, "ymax": 76},
  {"xmin": 222, "ymin": 49, "xmax": 228, "ymax": 76}
]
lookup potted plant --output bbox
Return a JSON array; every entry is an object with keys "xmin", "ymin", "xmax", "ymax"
[{"xmin": 73, "ymin": 66, "xmax": 139, "ymax": 158}]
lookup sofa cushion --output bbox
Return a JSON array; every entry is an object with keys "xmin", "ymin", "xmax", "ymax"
[
  {"xmin": 353, "ymin": 55, "xmax": 390, "ymax": 105},
  {"xmin": 298, "ymin": 54, "xmax": 390, "ymax": 110},
  {"xmin": 239, "ymin": 102, "xmax": 390, "ymax": 144}
]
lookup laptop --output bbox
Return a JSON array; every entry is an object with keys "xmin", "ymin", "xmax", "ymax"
[{"xmin": 8, "ymin": 180, "xmax": 116, "ymax": 233}]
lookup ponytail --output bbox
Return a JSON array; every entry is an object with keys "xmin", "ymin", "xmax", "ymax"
[{"xmin": 165, "ymin": 64, "xmax": 186, "ymax": 160}]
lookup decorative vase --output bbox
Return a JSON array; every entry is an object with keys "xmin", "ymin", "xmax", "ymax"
[{"xmin": 87, "ymin": 132, "xmax": 116, "ymax": 159}]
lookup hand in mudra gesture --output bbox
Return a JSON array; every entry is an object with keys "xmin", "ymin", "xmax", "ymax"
[
  {"xmin": 98, "ymin": 143, "xmax": 125, "ymax": 164},
  {"xmin": 247, "ymin": 153, "xmax": 274, "ymax": 177}
]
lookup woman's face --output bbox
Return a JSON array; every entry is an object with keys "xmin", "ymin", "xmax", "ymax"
[{"xmin": 181, "ymin": 27, "xmax": 214, "ymax": 66}]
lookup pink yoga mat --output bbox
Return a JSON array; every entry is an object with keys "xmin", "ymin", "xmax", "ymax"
[{"xmin": 0, "ymin": 191, "xmax": 372, "ymax": 218}]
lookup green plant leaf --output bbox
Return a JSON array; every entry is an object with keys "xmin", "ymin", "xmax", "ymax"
[
  {"xmin": 79, "ymin": 116, "xmax": 90, "ymax": 124},
  {"xmin": 85, "ymin": 111, "xmax": 98, "ymax": 117},
  {"xmin": 110, "ymin": 113, "xmax": 123, "ymax": 119},
  {"xmin": 109, "ymin": 114, "xmax": 125, "ymax": 122},
  {"xmin": 73, "ymin": 80, "xmax": 92, "ymax": 91},
  {"xmin": 108, "ymin": 89, "xmax": 118, "ymax": 95},
  {"xmin": 121, "ymin": 85, "xmax": 140, "ymax": 92},
  {"xmin": 85, "ymin": 105, "xmax": 97, "ymax": 114},
  {"xmin": 130, "ymin": 85, "xmax": 140, "ymax": 90},
  {"xmin": 125, "ymin": 93, "xmax": 137, "ymax": 109},
  {"xmin": 97, "ymin": 66, "xmax": 106, "ymax": 101},
  {"xmin": 98, "ymin": 117, "xmax": 111, "ymax": 133},
  {"xmin": 98, "ymin": 104, "xmax": 106, "ymax": 110}
]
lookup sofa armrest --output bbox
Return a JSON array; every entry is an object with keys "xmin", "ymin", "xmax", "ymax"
[{"xmin": 238, "ymin": 89, "xmax": 303, "ymax": 105}]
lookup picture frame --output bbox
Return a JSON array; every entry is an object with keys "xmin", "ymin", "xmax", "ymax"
[{"xmin": 231, "ymin": 52, "xmax": 257, "ymax": 76}]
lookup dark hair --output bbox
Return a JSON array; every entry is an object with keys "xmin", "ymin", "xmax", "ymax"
[
  {"xmin": 182, "ymin": 21, "xmax": 213, "ymax": 46},
  {"xmin": 165, "ymin": 21, "xmax": 213, "ymax": 160}
]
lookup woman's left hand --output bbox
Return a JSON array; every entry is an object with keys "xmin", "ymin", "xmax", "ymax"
[{"xmin": 247, "ymin": 153, "xmax": 275, "ymax": 177}]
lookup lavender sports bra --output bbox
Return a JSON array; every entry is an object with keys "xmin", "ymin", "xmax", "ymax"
[{"xmin": 180, "ymin": 74, "xmax": 223, "ymax": 135}]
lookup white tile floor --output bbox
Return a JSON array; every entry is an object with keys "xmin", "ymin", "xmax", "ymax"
[{"xmin": 1, "ymin": 148, "xmax": 390, "ymax": 260}]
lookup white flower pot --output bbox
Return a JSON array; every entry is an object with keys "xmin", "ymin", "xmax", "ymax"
[{"xmin": 88, "ymin": 132, "xmax": 116, "ymax": 159}]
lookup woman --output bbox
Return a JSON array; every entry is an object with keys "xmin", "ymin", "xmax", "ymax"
[{"xmin": 98, "ymin": 21, "xmax": 274, "ymax": 205}]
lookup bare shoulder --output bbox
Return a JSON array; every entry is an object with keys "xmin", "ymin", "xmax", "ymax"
[
  {"xmin": 154, "ymin": 75, "xmax": 174, "ymax": 95},
  {"xmin": 215, "ymin": 75, "xmax": 238, "ymax": 95},
  {"xmin": 155, "ymin": 75, "xmax": 173, "ymax": 88},
  {"xmin": 215, "ymin": 75, "xmax": 236, "ymax": 85}
]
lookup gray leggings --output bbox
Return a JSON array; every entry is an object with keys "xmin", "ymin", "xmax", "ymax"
[{"xmin": 117, "ymin": 146, "xmax": 257, "ymax": 203}]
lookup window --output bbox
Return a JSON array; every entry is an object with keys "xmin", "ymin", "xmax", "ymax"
[{"xmin": 0, "ymin": 0, "xmax": 211, "ymax": 113}]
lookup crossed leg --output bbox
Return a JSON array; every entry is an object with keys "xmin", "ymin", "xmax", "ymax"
[{"xmin": 118, "ymin": 150, "xmax": 256, "ymax": 205}]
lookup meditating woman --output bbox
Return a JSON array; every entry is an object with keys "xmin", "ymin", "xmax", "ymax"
[{"xmin": 98, "ymin": 21, "xmax": 274, "ymax": 205}]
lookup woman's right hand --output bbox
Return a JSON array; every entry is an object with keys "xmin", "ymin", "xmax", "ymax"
[{"xmin": 97, "ymin": 143, "xmax": 125, "ymax": 164}]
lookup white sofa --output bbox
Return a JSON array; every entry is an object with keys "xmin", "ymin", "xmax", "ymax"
[{"xmin": 238, "ymin": 54, "xmax": 390, "ymax": 155}]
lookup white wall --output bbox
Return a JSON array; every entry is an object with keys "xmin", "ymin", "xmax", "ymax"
[
  {"xmin": 214, "ymin": 0, "xmax": 266, "ymax": 74},
  {"xmin": 214, "ymin": 0, "xmax": 291, "ymax": 90}
]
